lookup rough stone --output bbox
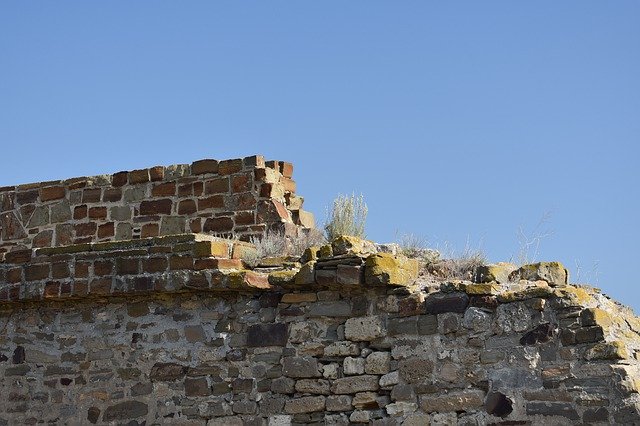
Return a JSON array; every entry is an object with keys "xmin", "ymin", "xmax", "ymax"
[{"xmin": 345, "ymin": 316, "xmax": 386, "ymax": 341}]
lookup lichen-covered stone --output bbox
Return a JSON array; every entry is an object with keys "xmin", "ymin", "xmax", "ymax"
[
  {"xmin": 473, "ymin": 263, "xmax": 517, "ymax": 284},
  {"xmin": 331, "ymin": 235, "xmax": 377, "ymax": 257},
  {"xmin": 364, "ymin": 253, "xmax": 419, "ymax": 286},
  {"xmin": 509, "ymin": 261, "xmax": 568, "ymax": 286},
  {"xmin": 419, "ymin": 389, "xmax": 484, "ymax": 413},
  {"xmin": 585, "ymin": 341, "xmax": 630, "ymax": 360}
]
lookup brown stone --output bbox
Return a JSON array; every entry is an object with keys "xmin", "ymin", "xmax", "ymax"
[
  {"xmin": 169, "ymin": 256, "xmax": 193, "ymax": 270},
  {"xmin": 5, "ymin": 249, "xmax": 31, "ymax": 264},
  {"xmin": 82, "ymin": 188, "xmax": 102, "ymax": 203},
  {"xmin": 25, "ymin": 264, "xmax": 50, "ymax": 281},
  {"xmin": 128, "ymin": 169, "xmax": 150, "ymax": 184},
  {"xmin": 151, "ymin": 182, "xmax": 176, "ymax": 197},
  {"xmin": 102, "ymin": 188, "xmax": 122, "ymax": 202},
  {"xmin": 103, "ymin": 401, "xmax": 148, "ymax": 422},
  {"xmin": 1, "ymin": 212, "xmax": 27, "ymax": 240},
  {"xmin": 149, "ymin": 166, "xmax": 164, "ymax": 181},
  {"xmin": 88, "ymin": 207, "xmax": 107, "ymax": 219},
  {"xmin": 116, "ymin": 258, "xmax": 139, "ymax": 275},
  {"xmin": 204, "ymin": 177, "xmax": 229, "ymax": 194},
  {"xmin": 94, "ymin": 260, "xmax": 113, "ymax": 276},
  {"xmin": 73, "ymin": 205, "xmax": 88, "ymax": 220},
  {"xmin": 218, "ymin": 158, "xmax": 243, "ymax": 175},
  {"xmin": 198, "ymin": 195, "xmax": 225, "ymax": 210},
  {"xmin": 424, "ymin": 293, "xmax": 469, "ymax": 314},
  {"xmin": 178, "ymin": 199, "xmax": 197, "ymax": 214},
  {"xmin": 140, "ymin": 199, "xmax": 172, "ymax": 215},
  {"xmin": 203, "ymin": 217, "xmax": 234, "ymax": 233},
  {"xmin": 112, "ymin": 172, "xmax": 128, "ymax": 187},
  {"xmin": 191, "ymin": 159, "xmax": 219, "ymax": 175},
  {"xmin": 231, "ymin": 172, "xmax": 253, "ymax": 193},
  {"xmin": 75, "ymin": 222, "xmax": 97, "ymax": 237},
  {"xmin": 40, "ymin": 186, "xmax": 65, "ymax": 201},
  {"xmin": 97, "ymin": 222, "xmax": 115, "ymax": 238},
  {"xmin": 185, "ymin": 377, "xmax": 211, "ymax": 396},
  {"xmin": 90, "ymin": 278, "xmax": 112, "ymax": 295}
]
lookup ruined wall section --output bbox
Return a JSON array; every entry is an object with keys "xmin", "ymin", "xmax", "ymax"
[
  {"xmin": 0, "ymin": 156, "xmax": 315, "ymax": 259},
  {"xmin": 0, "ymin": 235, "xmax": 639, "ymax": 425}
]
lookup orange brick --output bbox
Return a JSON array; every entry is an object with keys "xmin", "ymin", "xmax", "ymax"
[
  {"xmin": 40, "ymin": 186, "xmax": 65, "ymax": 201},
  {"xmin": 74, "ymin": 205, "xmax": 88, "ymax": 220},
  {"xmin": 88, "ymin": 207, "xmax": 107, "ymax": 219},
  {"xmin": 112, "ymin": 171, "xmax": 128, "ymax": 187},
  {"xmin": 198, "ymin": 196, "xmax": 224, "ymax": 210},
  {"xmin": 141, "ymin": 223, "xmax": 159, "ymax": 238},
  {"xmin": 191, "ymin": 159, "xmax": 219, "ymax": 175},
  {"xmin": 129, "ymin": 169, "xmax": 150, "ymax": 184},
  {"xmin": 152, "ymin": 182, "xmax": 176, "ymax": 197},
  {"xmin": 149, "ymin": 166, "xmax": 164, "ymax": 181}
]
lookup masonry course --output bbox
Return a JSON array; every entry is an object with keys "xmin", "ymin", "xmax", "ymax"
[{"xmin": 0, "ymin": 156, "xmax": 639, "ymax": 425}]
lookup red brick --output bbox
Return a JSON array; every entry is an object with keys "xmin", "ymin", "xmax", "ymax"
[
  {"xmin": 140, "ymin": 199, "xmax": 172, "ymax": 215},
  {"xmin": 191, "ymin": 159, "xmax": 219, "ymax": 175},
  {"xmin": 7, "ymin": 268, "xmax": 22, "ymax": 283},
  {"xmin": 280, "ymin": 162, "xmax": 294, "ymax": 178},
  {"xmin": 82, "ymin": 188, "xmax": 102, "ymax": 203},
  {"xmin": 231, "ymin": 172, "xmax": 253, "ymax": 193},
  {"xmin": 149, "ymin": 166, "xmax": 164, "ymax": 181},
  {"xmin": 75, "ymin": 222, "xmax": 97, "ymax": 237},
  {"xmin": 193, "ymin": 181, "xmax": 204, "ymax": 196},
  {"xmin": 243, "ymin": 155, "xmax": 265, "ymax": 168},
  {"xmin": 116, "ymin": 258, "xmax": 139, "ymax": 275},
  {"xmin": 94, "ymin": 260, "xmax": 113, "ymax": 276},
  {"xmin": 4, "ymin": 249, "xmax": 31, "ymax": 264},
  {"xmin": 52, "ymin": 262, "xmax": 70, "ymax": 279},
  {"xmin": 143, "ymin": 257, "xmax": 168, "ymax": 273},
  {"xmin": 203, "ymin": 217, "xmax": 234, "ymax": 233},
  {"xmin": 60, "ymin": 282, "xmax": 72, "ymax": 297},
  {"xmin": 204, "ymin": 178, "xmax": 229, "ymax": 194},
  {"xmin": 98, "ymin": 222, "xmax": 115, "ymax": 238},
  {"xmin": 40, "ymin": 186, "xmax": 65, "ymax": 201},
  {"xmin": 131, "ymin": 276, "xmax": 154, "ymax": 292},
  {"xmin": 198, "ymin": 195, "xmax": 224, "ymax": 210},
  {"xmin": 265, "ymin": 160, "xmax": 279, "ymax": 170},
  {"xmin": 178, "ymin": 199, "xmax": 197, "ymax": 215},
  {"xmin": 88, "ymin": 207, "xmax": 107, "ymax": 219},
  {"xmin": 189, "ymin": 218, "xmax": 202, "ymax": 233},
  {"xmin": 129, "ymin": 169, "xmax": 150, "ymax": 184},
  {"xmin": 102, "ymin": 188, "xmax": 122, "ymax": 202},
  {"xmin": 170, "ymin": 256, "xmax": 193, "ymax": 270},
  {"xmin": 112, "ymin": 171, "xmax": 128, "ymax": 187},
  {"xmin": 44, "ymin": 281, "xmax": 60, "ymax": 298},
  {"xmin": 90, "ymin": 278, "xmax": 112, "ymax": 295},
  {"xmin": 152, "ymin": 182, "xmax": 176, "ymax": 197},
  {"xmin": 178, "ymin": 183, "xmax": 193, "ymax": 197},
  {"xmin": 141, "ymin": 223, "xmax": 159, "ymax": 238},
  {"xmin": 235, "ymin": 211, "xmax": 255, "ymax": 226},
  {"xmin": 25, "ymin": 264, "xmax": 50, "ymax": 281},
  {"xmin": 75, "ymin": 261, "xmax": 90, "ymax": 278},
  {"xmin": 74, "ymin": 205, "xmax": 88, "ymax": 220},
  {"xmin": 73, "ymin": 280, "xmax": 89, "ymax": 297},
  {"xmin": 260, "ymin": 183, "xmax": 274, "ymax": 198},
  {"xmin": 218, "ymin": 159, "xmax": 243, "ymax": 175}
]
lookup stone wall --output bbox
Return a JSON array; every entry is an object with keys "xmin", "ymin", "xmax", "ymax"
[
  {"xmin": 1, "ymin": 234, "xmax": 639, "ymax": 425},
  {"xmin": 1, "ymin": 158, "xmax": 640, "ymax": 425},
  {"xmin": 0, "ymin": 156, "xmax": 315, "ymax": 259}
]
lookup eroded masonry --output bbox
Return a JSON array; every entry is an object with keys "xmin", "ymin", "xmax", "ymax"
[{"xmin": 0, "ymin": 156, "xmax": 639, "ymax": 425}]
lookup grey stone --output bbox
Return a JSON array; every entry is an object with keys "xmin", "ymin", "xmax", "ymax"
[
  {"xmin": 102, "ymin": 401, "xmax": 148, "ymax": 422},
  {"xmin": 331, "ymin": 375, "xmax": 380, "ymax": 394},
  {"xmin": 282, "ymin": 356, "xmax": 320, "ymax": 378},
  {"xmin": 345, "ymin": 316, "xmax": 386, "ymax": 341},
  {"xmin": 284, "ymin": 396, "xmax": 325, "ymax": 414},
  {"xmin": 308, "ymin": 301, "xmax": 352, "ymax": 317},
  {"xmin": 247, "ymin": 323, "xmax": 288, "ymax": 347},
  {"xmin": 526, "ymin": 402, "xmax": 579, "ymax": 421}
]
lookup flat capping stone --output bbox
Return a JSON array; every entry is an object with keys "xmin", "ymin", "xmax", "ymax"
[{"xmin": 32, "ymin": 233, "xmax": 228, "ymax": 257}]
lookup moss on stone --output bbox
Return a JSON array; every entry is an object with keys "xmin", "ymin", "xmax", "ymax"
[{"xmin": 364, "ymin": 253, "xmax": 419, "ymax": 286}]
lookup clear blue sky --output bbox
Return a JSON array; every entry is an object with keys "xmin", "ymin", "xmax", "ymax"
[{"xmin": 2, "ymin": 2, "xmax": 639, "ymax": 312}]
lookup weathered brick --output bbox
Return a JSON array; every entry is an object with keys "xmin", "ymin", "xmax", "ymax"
[
  {"xmin": 88, "ymin": 206, "xmax": 107, "ymax": 219},
  {"xmin": 203, "ymin": 217, "xmax": 234, "ymax": 233},
  {"xmin": 191, "ymin": 159, "xmax": 219, "ymax": 175},
  {"xmin": 218, "ymin": 159, "xmax": 243, "ymax": 175},
  {"xmin": 128, "ymin": 169, "xmax": 150, "ymax": 184},
  {"xmin": 140, "ymin": 199, "xmax": 172, "ymax": 215},
  {"xmin": 102, "ymin": 188, "xmax": 122, "ymax": 202},
  {"xmin": 82, "ymin": 188, "xmax": 102, "ymax": 203},
  {"xmin": 143, "ymin": 257, "xmax": 168, "ymax": 273},
  {"xmin": 149, "ymin": 166, "xmax": 164, "ymax": 181},
  {"xmin": 112, "ymin": 171, "xmax": 128, "ymax": 187},
  {"xmin": 178, "ymin": 199, "xmax": 197, "ymax": 214},
  {"xmin": 247, "ymin": 323, "xmax": 288, "ymax": 347},
  {"xmin": 73, "ymin": 205, "xmax": 88, "ymax": 220},
  {"xmin": 151, "ymin": 182, "xmax": 176, "ymax": 197},
  {"xmin": 40, "ymin": 186, "xmax": 65, "ymax": 201},
  {"xmin": 141, "ymin": 223, "xmax": 159, "ymax": 238},
  {"xmin": 204, "ymin": 178, "xmax": 229, "ymax": 194},
  {"xmin": 25, "ymin": 264, "xmax": 50, "ymax": 281},
  {"xmin": 75, "ymin": 222, "xmax": 97, "ymax": 237},
  {"xmin": 198, "ymin": 195, "xmax": 225, "ymax": 210},
  {"xmin": 97, "ymin": 222, "xmax": 115, "ymax": 238}
]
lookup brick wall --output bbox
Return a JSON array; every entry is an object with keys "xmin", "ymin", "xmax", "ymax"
[{"xmin": 0, "ymin": 155, "xmax": 316, "ymax": 259}]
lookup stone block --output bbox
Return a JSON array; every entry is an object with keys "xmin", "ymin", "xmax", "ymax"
[
  {"xmin": 365, "ymin": 352, "xmax": 391, "ymax": 375},
  {"xmin": 284, "ymin": 396, "xmax": 325, "ymax": 414},
  {"xmin": 509, "ymin": 261, "xmax": 568, "ymax": 286},
  {"xmin": 326, "ymin": 395, "xmax": 353, "ymax": 411},
  {"xmin": 247, "ymin": 323, "xmax": 288, "ymax": 347},
  {"xmin": 399, "ymin": 358, "xmax": 433, "ymax": 384},
  {"xmin": 585, "ymin": 341, "xmax": 629, "ymax": 360},
  {"xmin": 525, "ymin": 402, "xmax": 579, "ymax": 421},
  {"xmin": 345, "ymin": 316, "xmax": 386, "ymax": 341},
  {"xmin": 424, "ymin": 293, "xmax": 469, "ymax": 314},
  {"xmin": 295, "ymin": 379, "xmax": 331, "ymax": 395},
  {"xmin": 364, "ymin": 253, "xmax": 419, "ymax": 286},
  {"xmin": 282, "ymin": 356, "xmax": 321, "ymax": 378},
  {"xmin": 473, "ymin": 262, "xmax": 517, "ymax": 284},
  {"xmin": 331, "ymin": 375, "xmax": 380, "ymax": 394},
  {"xmin": 102, "ymin": 401, "xmax": 148, "ymax": 422},
  {"xmin": 343, "ymin": 357, "xmax": 365, "ymax": 375},
  {"xmin": 419, "ymin": 389, "xmax": 484, "ymax": 413}
]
